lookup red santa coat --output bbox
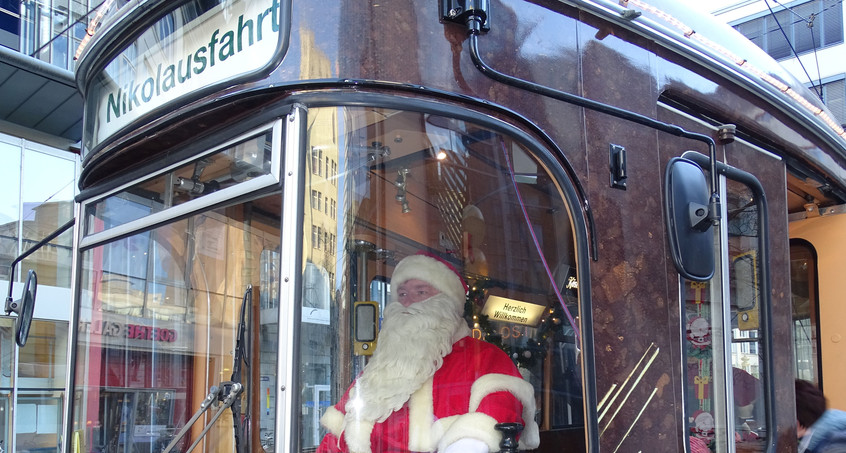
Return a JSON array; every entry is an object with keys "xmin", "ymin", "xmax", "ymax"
[{"xmin": 318, "ymin": 336, "xmax": 540, "ymax": 453}]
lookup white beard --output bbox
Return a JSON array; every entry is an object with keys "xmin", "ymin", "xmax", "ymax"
[{"xmin": 345, "ymin": 293, "xmax": 470, "ymax": 423}]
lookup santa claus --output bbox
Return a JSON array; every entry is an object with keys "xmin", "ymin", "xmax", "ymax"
[{"xmin": 318, "ymin": 253, "xmax": 539, "ymax": 453}]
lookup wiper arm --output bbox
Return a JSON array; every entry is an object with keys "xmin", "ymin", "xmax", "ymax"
[
  {"xmin": 231, "ymin": 285, "xmax": 252, "ymax": 453},
  {"xmin": 162, "ymin": 383, "xmax": 243, "ymax": 453},
  {"xmin": 162, "ymin": 285, "xmax": 252, "ymax": 453}
]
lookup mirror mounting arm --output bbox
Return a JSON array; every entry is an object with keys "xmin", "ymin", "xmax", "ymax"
[
  {"xmin": 5, "ymin": 218, "xmax": 75, "ymax": 303},
  {"xmin": 708, "ymin": 193, "xmax": 722, "ymax": 227}
]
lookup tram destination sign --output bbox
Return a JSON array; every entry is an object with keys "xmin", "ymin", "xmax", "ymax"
[{"xmin": 89, "ymin": 0, "xmax": 282, "ymax": 148}]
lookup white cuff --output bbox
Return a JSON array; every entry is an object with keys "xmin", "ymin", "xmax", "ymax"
[{"xmin": 442, "ymin": 438, "xmax": 490, "ymax": 453}]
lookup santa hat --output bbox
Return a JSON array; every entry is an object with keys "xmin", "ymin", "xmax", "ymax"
[{"xmin": 390, "ymin": 252, "xmax": 468, "ymax": 311}]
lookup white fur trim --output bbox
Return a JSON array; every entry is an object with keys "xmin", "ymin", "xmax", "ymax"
[
  {"xmin": 431, "ymin": 414, "xmax": 457, "ymax": 444},
  {"xmin": 390, "ymin": 255, "xmax": 466, "ymax": 310},
  {"xmin": 408, "ymin": 378, "xmax": 435, "ymax": 451},
  {"xmin": 343, "ymin": 417, "xmax": 375, "ymax": 453},
  {"xmin": 320, "ymin": 406, "xmax": 345, "ymax": 437},
  {"xmin": 443, "ymin": 437, "xmax": 490, "ymax": 453},
  {"xmin": 469, "ymin": 374, "xmax": 541, "ymax": 449},
  {"xmin": 438, "ymin": 412, "xmax": 501, "ymax": 452}
]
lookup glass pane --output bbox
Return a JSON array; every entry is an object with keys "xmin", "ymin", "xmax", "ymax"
[
  {"xmin": 790, "ymin": 241, "xmax": 819, "ymax": 384},
  {"xmin": 765, "ymin": 12, "xmax": 791, "ymax": 60},
  {"xmin": 73, "ymin": 194, "xmax": 281, "ymax": 453},
  {"xmin": 302, "ymin": 106, "xmax": 582, "ymax": 452},
  {"xmin": 20, "ymin": 149, "xmax": 76, "ymax": 288},
  {"xmin": 0, "ymin": 141, "xmax": 21, "ymax": 281},
  {"xmin": 18, "ymin": 320, "xmax": 68, "ymax": 389},
  {"xmin": 735, "ymin": 19, "xmax": 764, "ymax": 49},
  {"xmin": 683, "ymin": 178, "xmax": 770, "ymax": 453},
  {"xmin": 15, "ymin": 391, "xmax": 63, "ymax": 453},
  {"xmin": 821, "ymin": 79, "xmax": 845, "ymax": 126},
  {"xmin": 85, "ymin": 129, "xmax": 273, "ymax": 236},
  {"xmin": 0, "ymin": 391, "xmax": 8, "ymax": 453},
  {"xmin": 0, "ymin": 318, "xmax": 14, "ymax": 389},
  {"xmin": 726, "ymin": 179, "xmax": 766, "ymax": 452},
  {"xmin": 822, "ymin": 0, "xmax": 844, "ymax": 46},
  {"xmin": 792, "ymin": 1, "xmax": 820, "ymax": 54},
  {"xmin": 683, "ymin": 272, "xmax": 728, "ymax": 451}
]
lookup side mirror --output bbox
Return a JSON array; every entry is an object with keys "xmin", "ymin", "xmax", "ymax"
[
  {"xmin": 353, "ymin": 301, "xmax": 379, "ymax": 356},
  {"xmin": 664, "ymin": 158, "xmax": 715, "ymax": 281},
  {"xmin": 5, "ymin": 270, "xmax": 38, "ymax": 347}
]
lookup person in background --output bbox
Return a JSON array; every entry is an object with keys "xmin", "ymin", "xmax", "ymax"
[
  {"xmin": 796, "ymin": 379, "xmax": 846, "ymax": 453},
  {"xmin": 318, "ymin": 252, "xmax": 539, "ymax": 453}
]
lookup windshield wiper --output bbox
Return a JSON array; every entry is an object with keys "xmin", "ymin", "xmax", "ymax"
[
  {"xmin": 231, "ymin": 284, "xmax": 252, "ymax": 453},
  {"xmin": 163, "ymin": 285, "xmax": 252, "ymax": 453}
]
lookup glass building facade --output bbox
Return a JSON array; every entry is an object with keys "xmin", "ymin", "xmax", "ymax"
[
  {"xmin": 2, "ymin": 0, "xmax": 113, "ymax": 71},
  {"xmin": 0, "ymin": 131, "xmax": 78, "ymax": 453}
]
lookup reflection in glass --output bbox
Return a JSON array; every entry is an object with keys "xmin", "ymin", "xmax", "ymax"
[
  {"xmin": 6, "ymin": 320, "xmax": 69, "ymax": 453},
  {"xmin": 0, "ymin": 306, "xmax": 14, "ymax": 390},
  {"xmin": 75, "ymin": 195, "xmax": 281, "ymax": 452},
  {"xmin": 790, "ymin": 241, "xmax": 819, "ymax": 384},
  {"xmin": 683, "ymin": 178, "xmax": 769, "ymax": 453},
  {"xmin": 19, "ymin": 150, "xmax": 76, "ymax": 288},
  {"xmin": 15, "ymin": 392, "xmax": 63, "ymax": 453},
  {"xmin": 0, "ymin": 142, "xmax": 21, "ymax": 281},
  {"xmin": 299, "ymin": 106, "xmax": 583, "ymax": 450},
  {"xmin": 85, "ymin": 130, "xmax": 273, "ymax": 236},
  {"xmin": 18, "ymin": 321, "xmax": 68, "ymax": 388}
]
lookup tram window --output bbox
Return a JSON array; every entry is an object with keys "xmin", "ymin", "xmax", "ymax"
[
  {"xmin": 790, "ymin": 240, "xmax": 820, "ymax": 384},
  {"xmin": 74, "ymin": 193, "xmax": 282, "ymax": 453},
  {"xmin": 683, "ymin": 177, "xmax": 769, "ymax": 452},
  {"xmin": 85, "ymin": 128, "xmax": 274, "ymax": 237},
  {"xmin": 298, "ymin": 106, "xmax": 584, "ymax": 451}
]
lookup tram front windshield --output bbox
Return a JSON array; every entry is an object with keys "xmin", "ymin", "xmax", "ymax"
[{"xmin": 72, "ymin": 106, "xmax": 584, "ymax": 452}]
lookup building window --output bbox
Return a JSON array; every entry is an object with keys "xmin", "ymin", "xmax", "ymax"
[
  {"xmin": 312, "ymin": 148, "xmax": 322, "ymax": 176},
  {"xmin": 316, "ymin": 226, "xmax": 323, "ymax": 250},
  {"xmin": 312, "ymin": 225, "xmax": 319, "ymax": 249},
  {"xmin": 818, "ymin": 78, "xmax": 846, "ymax": 126},
  {"xmin": 734, "ymin": 0, "xmax": 843, "ymax": 60}
]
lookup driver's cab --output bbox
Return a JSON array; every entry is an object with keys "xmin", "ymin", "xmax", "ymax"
[{"xmin": 68, "ymin": 102, "xmax": 590, "ymax": 452}]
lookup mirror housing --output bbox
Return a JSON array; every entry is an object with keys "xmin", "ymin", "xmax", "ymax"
[
  {"xmin": 664, "ymin": 158, "xmax": 715, "ymax": 281},
  {"xmin": 4, "ymin": 270, "xmax": 38, "ymax": 347}
]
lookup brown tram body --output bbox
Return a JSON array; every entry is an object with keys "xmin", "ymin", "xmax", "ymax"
[{"xmin": 65, "ymin": 1, "xmax": 846, "ymax": 452}]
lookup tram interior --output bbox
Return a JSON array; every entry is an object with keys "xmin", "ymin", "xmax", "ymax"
[
  {"xmin": 298, "ymin": 106, "xmax": 586, "ymax": 449},
  {"xmin": 77, "ymin": 106, "xmax": 589, "ymax": 451}
]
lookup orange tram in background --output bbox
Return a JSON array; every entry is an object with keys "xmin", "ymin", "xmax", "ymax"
[{"xmin": 17, "ymin": 0, "xmax": 845, "ymax": 451}]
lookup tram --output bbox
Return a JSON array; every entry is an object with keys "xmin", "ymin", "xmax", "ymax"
[{"xmin": 12, "ymin": 0, "xmax": 845, "ymax": 451}]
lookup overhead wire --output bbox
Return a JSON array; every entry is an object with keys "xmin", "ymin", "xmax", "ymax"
[
  {"xmin": 770, "ymin": 0, "xmax": 844, "ymax": 99},
  {"xmin": 763, "ymin": 0, "xmax": 823, "ymax": 98}
]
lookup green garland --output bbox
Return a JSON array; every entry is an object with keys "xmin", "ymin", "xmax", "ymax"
[{"xmin": 463, "ymin": 281, "xmax": 568, "ymax": 369}]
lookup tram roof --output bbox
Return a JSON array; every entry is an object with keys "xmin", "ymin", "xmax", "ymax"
[
  {"xmin": 75, "ymin": 0, "xmax": 846, "ymax": 162},
  {"xmin": 565, "ymin": 0, "xmax": 846, "ymax": 157}
]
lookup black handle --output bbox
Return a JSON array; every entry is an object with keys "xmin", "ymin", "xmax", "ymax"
[{"xmin": 495, "ymin": 422, "xmax": 523, "ymax": 453}]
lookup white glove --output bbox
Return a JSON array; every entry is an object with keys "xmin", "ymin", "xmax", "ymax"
[{"xmin": 442, "ymin": 438, "xmax": 490, "ymax": 453}]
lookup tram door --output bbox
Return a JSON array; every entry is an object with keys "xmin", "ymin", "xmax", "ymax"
[{"xmin": 789, "ymin": 206, "xmax": 846, "ymax": 409}]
